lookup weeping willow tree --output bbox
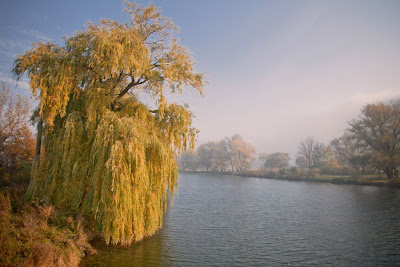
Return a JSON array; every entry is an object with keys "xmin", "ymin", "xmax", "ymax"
[{"xmin": 12, "ymin": 2, "xmax": 204, "ymax": 245}]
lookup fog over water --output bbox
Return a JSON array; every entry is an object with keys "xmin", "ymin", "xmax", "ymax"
[{"xmin": 1, "ymin": 0, "xmax": 400, "ymax": 159}]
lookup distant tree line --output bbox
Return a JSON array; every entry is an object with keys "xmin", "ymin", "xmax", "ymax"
[
  {"xmin": 180, "ymin": 99, "xmax": 400, "ymax": 181},
  {"xmin": 295, "ymin": 100, "xmax": 400, "ymax": 180},
  {"xmin": 295, "ymin": 137, "xmax": 334, "ymax": 172},
  {"xmin": 259, "ymin": 152, "xmax": 290, "ymax": 170},
  {"xmin": 179, "ymin": 135, "xmax": 291, "ymax": 173},
  {"xmin": 179, "ymin": 134, "xmax": 256, "ymax": 172}
]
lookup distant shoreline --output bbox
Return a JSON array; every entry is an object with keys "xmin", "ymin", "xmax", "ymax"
[{"xmin": 179, "ymin": 171, "xmax": 400, "ymax": 188}]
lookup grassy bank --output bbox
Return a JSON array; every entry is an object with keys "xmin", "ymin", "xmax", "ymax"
[
  {"xmin": 180, "ymin": 170, "xmax": 399, "ymax": 187},
  {"xmin": 0, "ymin": 166, "xmax": 95, "ymax": 267}
]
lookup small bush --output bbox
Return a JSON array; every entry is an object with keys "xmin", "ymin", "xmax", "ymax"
[{"xmin": 0, "ymin": 191, "xmax": 95, "ymax": 267}]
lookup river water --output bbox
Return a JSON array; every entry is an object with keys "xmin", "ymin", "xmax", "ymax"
[{"xmin": 82, "ymin": 173, "xmax": 400, "ymax": 266}]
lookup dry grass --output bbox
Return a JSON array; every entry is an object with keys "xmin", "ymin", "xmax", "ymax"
[{"xmin": 0, "ymin": 192, "xmax": 95, "ymax": 267}]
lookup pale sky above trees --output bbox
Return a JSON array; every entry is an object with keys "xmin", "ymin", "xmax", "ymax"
[{"xmin": 1, "ymin": 0, "xmax": 400, "ymax": 160}]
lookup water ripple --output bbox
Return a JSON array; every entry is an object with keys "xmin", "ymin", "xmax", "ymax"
[{"xmin": 83, "ymin": 173, "xmax": 400, "ymax": 266}]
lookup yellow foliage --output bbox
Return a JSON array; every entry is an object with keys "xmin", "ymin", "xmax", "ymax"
[{"xmin": 15, "ymin": 2, "xmax": 204, "ymax": 245}]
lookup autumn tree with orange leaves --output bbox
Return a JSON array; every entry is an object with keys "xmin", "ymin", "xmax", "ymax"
[
  {"xmin": 348, "ymin": 100, "xmax": 400, "ymax": 180},
  {"xmin": 0, "ymin": 83, "xmax": 34, "ymax": 168}
]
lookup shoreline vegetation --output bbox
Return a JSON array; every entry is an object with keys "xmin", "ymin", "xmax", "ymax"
[
  {"xmin": 179, "ymin": 170, "xmax": 400, "ymax": 188},
  {"xmin": 0, "ymin": 165, "xmax": 96, "ymax": 267}
]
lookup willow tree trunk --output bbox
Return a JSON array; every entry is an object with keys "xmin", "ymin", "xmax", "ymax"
[{"xmin": 34, "ymin": 120, "xmax": 43, "ymax": 163}]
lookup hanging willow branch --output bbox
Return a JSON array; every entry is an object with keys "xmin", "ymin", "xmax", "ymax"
[{"xmin": 13, "ymin": 1, "xmax": 204, "ymax": 245}]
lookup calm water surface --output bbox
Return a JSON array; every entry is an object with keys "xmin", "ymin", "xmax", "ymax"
[{"xmin": 82, "ymin": 173, "xmax": 400, "ymax": 266}]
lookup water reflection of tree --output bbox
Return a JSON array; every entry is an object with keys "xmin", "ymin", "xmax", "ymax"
[{"xmin": 83, "ymin": 230, "xmax": 167, "ymax": 266}]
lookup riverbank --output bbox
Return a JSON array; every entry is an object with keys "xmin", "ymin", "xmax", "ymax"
[
  {"xmin": 0, "ymin": 167, "xmax": 95, "ymax": 267},
  {"xmin": 179, "ymin": 170, "xmax": 400, "ymax": 187}
]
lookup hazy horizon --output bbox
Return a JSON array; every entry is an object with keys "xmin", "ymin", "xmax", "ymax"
[{"xmin": 1, "ymin": 0, "xmax": 400, "ymax": 161}]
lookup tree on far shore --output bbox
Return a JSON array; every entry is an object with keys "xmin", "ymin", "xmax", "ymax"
[
  {"xmin": 259, "ymin": 152, "xmax": 290, "ymax": 170},
  {"xmin": 179, "ymin": 135, "xmax": 255, "ymax": 172},
  {"xmin": 296, "ymin": 137, "xmax": 330, "ymax": 172},
  {"xmin": 228, "ymin": 134, "xmax": 256, "ymax": 171},
  {"xmin": 331, "ymin": 133, "xmax": 373, "ymax": 173},
  {"xmin": 178, "ymin": 151, "xmax": 199, "ymax": 171},
  {"xmin": 348, "ymin": 100, "xmax": 400, "ymax": 180}
]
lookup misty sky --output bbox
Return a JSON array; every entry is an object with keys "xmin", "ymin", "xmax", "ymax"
[{"xmin": 1, "ymin": 0, "xmax": 400, "ymax": 161}]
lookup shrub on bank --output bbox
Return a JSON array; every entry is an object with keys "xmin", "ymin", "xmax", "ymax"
[
  {"xmin": 0, "ymin": 192, "xmax": 95, "ymax": 267},
  {"xmin": 0, "ymin": 165, "xmax": 96, "ymax": 267}
]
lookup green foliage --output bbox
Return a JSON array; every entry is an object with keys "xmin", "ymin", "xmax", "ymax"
[{"xmin": 13, "ymin": 2, "xmax": 204, "ymax": 245}]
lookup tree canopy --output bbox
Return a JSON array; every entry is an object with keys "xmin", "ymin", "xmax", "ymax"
[
  {"xmin": 259, "ymin": 152, "xmax": 290, "ymax": 170},
  {"xmin": 229, "ymin": 134, "xmax": 256, "ymax": 171},
  {"xmin": 13, "ymin": 2, "xmax": 204, "ymax": 245},
  {"xmin": 178, "ymin": 135, "xmax": 255, "ymax": 172},
  {"xmin": 348, "ymin": 101, "xmax": 400, "ymax": 180},
  {"xmin": 296, "ymin": 137, "xmax": 331, "ymax": 171},
  {"xmin": 0, "ymin": 83, "xmax": 35, "ymax": 168},
  {"xmin": 331, "ymin": 133, "xmax": 373, "ymax": 174}
]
